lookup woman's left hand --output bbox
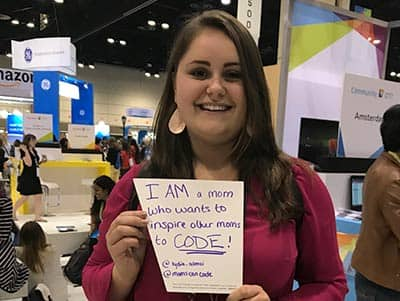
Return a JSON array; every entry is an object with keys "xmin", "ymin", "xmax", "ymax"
[{"xmin": 226, "ymin": 285, "xmax": 271, "ymax": 301}]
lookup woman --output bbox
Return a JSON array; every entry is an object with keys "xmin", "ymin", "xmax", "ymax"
[
  {"xmin": 13, "ymin": 134, "xmax": 47, "ymax": 222},
  {"xmin": 0, "ymin": 190, "xmax": 29, "ymax": 293},
  {"xmin": 16, "ymin": 221, "xmax": 66, "ymax": 300},
  {"xmin": 90, "ymin": 175, "xmax": 115, "ymax": 234},
  {"xmin": 83, "ymin": 10, "xmax": 347, "ymax": 301}
]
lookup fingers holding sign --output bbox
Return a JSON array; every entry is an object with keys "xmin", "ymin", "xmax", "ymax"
[
  {"xmin": 106, "ymin": 210, "xmax": 149, "ymax": 282},
  {"xmin": 226, "ymin": 285, "xmax": 271, "ymax": 301}
]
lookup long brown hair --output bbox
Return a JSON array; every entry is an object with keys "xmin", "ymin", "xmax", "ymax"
[
  {"xmin": 20, "ymin": 221, "xmax": 49, "ymax": 273},
  {"xmin": 22, "ymin": 134, "xmax": 37, "ymax": 146},
  {"xmin": 150, "ymin": 10, "xmax": 302, "ymax": 228}
]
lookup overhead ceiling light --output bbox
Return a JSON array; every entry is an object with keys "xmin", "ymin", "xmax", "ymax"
[
  {"xmin": 390, "ymin": 71, "xmax": 396, "ymax": 77},
  {"xmin": 54, "ymin": 0, "xmax": 64, "ymax": 3},
  {"xmin": 119, "ymin": 40, "xmax": 127, "ymax": 46},
  {"xmin": 397, "ymin": 73, "xmax": 400, "ymax": 78},
  {"xmin": 88, "ymin": 64, "xmax": 95, "ymax": 69},
  {"xmin": 78, "ymin": 63, "xmax": 84, "ymax": 68},
  {"xmin": 6, "ymin": 53, "xmax": 12, "ymax": 58},
  {"xmin": 154, "ymin": 73, "xmax": 160, "ymax": 78},
  {"xmin": 221, "ymin": 0, "xmax": 231, "ymax": 5},
  {"xmin": 147, "ymin": 20, "xmax": 156, "ymax": 27},
  {"xmin": 107, "ymin": 37, "xmax": 115, "ymax": 44},
  {"xmin": 372, "ymin": 39, "xmax": 381, "ymax": 45},
  {"xmin": 11, "ymin": 19, "xmax": 20, "ymax": 25},
  {"xmin": 26, "ymin": 22, "xmax": 35, "ymax": 28},
  {"xmin": 0, "ymin": 13, "xmax": 12, "ymax": 21},
  {"xmin": 161, "ymin": 22, "xmax": 169, "ymax": 30},
  {"xmin": 145, "ymin": 72, "xmax": 151, "ymax": 77}
]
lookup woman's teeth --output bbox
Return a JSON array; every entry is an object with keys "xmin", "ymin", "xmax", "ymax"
[{"xmin": 199, "ymin": 104, "xmax": 231, "ymax": 111}]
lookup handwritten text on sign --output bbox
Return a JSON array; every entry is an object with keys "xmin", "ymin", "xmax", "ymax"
[{"xmin": 134, "ymin": 179, "xmax": 244, "ymax": 294}]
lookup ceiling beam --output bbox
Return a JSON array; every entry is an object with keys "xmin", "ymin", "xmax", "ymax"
[{"xmin": 72, "ymin": 0, "xmax": 160, "ymax": 43}]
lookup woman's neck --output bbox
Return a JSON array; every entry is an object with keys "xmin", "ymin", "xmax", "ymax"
[{"xmin": 191, "ymin": 139, "xmax": 238, "ymax": 181}]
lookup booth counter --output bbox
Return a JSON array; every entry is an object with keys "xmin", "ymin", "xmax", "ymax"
[{"xmin": 11, "ymin": 160, "xmax": 111, "ymax": 214}]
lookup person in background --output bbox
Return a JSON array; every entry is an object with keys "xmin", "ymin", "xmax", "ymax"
[
  {"xmin": 105, "ymin": 137, "xmax": 121, "ymax": 182},
  {"xmin": 0, "ymin": 138, "xmax": 8, "ymax": 177},
  {"xmin": 59, "ymin": 132, "xmax": 69, "ymax": 152},
  {"xmin": 13, "ymin": 134, "xmax": 47, "ymax": 222},
  {"xmin": 94, "ymin": 137, "xmax": 102, "ymax": 152},
  {"xmin": 119, "ymin": 140, "xmax": 134, "ymax": 178},
  {"xmin": 352, "ymin": 104, "xmax": 400, "ymax": 300},
  {"xmin": 129, "ymin": 138, "xmax": 139, "ymax": 164},
  {"xmin": 0, "ymin": 133, "xmax": 14, "ymax": 158},
  {"xmin": 139, "ymin": 135, "xmax": 153, "ymax": 161},
  {"xmin": 90, "ymin": 175, "xmax": 115, "ymax": 235},
  {"xmin": 83, "ymin": 10, "xmax": 347, "ymax": 301},
  {"xmin": 16, "ymin": 221, "xmax": 66, "ymax": 300},
  {"xmin": 0, "ymin": 192, "xmax": 29, "ymax": 293}
]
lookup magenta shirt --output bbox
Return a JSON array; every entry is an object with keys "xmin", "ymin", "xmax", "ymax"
[{"xmin": 83, "ymin": 163, "xmax": 348, "ymax": 301}]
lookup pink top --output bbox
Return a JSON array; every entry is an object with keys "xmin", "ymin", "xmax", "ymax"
[{"xmin": 82, "ymin": 163, "xmax": 348, "ymax": 301}]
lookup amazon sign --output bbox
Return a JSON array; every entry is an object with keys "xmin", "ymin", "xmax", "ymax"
[{"xmin": 0, "ymin": 68, "xmax": 33, "ymax": 98}]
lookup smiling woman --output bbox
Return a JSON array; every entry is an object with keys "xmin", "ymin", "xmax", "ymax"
[{"xmin": 82, "ymin": 10, "xmax": 348, "ymax": 301}]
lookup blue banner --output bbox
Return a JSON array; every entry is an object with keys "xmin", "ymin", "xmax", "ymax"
[
  {"xmin": 71, "ymin": 82, "xmax": 94, "ymax": 125},
  {"xmin": 33, "ymin": 71, "xmax": 59, "ymax": 141},
  {"xmin": 6, "ymin": 114, "xmax": 23, "ymax": 143}
]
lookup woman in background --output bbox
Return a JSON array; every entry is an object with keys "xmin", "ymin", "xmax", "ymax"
[
  {"xmin": 17, "ymin": 221, "xmax": 66, "ymax": 300},
  {"xmin": 13, "ymin": 134, "xmax": 47, "ymax": 222},
  {"xmin": 0, "ymin": 190, "xmax": 29, "ymax": 293},
  {"xmin": 90, "ymin": 176, "xmax": 115, "ymax": 235}
]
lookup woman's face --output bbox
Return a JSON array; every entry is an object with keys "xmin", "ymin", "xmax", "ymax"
[
  {"xmin": 174, "ymin": 28, "xmax": 247, "ymax": 146},
  {"xmin": 92, "ymin": 184, "xmax": 109, "ymax": 201},
  {"xmin": 29, "ymin": 138, "xmax": 37, "ymax": 148}
]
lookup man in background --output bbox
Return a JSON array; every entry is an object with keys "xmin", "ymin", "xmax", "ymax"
[{"xmin": 352, "ymin": 104, "xmax": 400, "ymax": 300}]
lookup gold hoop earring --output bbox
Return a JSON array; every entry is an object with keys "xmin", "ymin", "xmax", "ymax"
[{"xmin": 168, "ymin": 109, "xmax": 186, "ymax": 134}]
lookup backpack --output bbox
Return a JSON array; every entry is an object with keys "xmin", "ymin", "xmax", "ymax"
[
  {"xmin": 23, "ymin": 283, "xmax": 53, "ymax": 301},
  {"xmin": 63, "ymin": 237, "xmax": 92, "ymax": 285}
]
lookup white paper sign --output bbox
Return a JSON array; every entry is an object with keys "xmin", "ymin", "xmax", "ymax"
[
  {"xmin": 134, "ymin": 179, "xmax": 244, "ymax": 294},
  {"xmin": 68, "ymin": 124, "xmax": 95, "ymax": 149},
  {"xmin": 23, "ymin": 113, "xmax": 53, "ymax": 143}
]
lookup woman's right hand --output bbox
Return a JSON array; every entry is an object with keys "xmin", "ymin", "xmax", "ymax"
[
  {"xmin": 106, "ymin": 210, "xmax": 148, "ymax": 284},
  {"xmin": 20, "ymin": 144, "xmax": 27, "ymax": 152}
]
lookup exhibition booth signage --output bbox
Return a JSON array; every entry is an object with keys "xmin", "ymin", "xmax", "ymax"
[
  {"xmin": 338, "ymin": 73, "xmax": 400, "ymax": 158},
  {"xmin": 0, "ymin": 67, "xmax": 33, "ymax": 98},
  {"xmin": 33, "ymin": 71, "xmax": 94, "ymax": 141},
  {"xmin": 23, "ymin": 113, "xmax": 53, "ymax": 143},
  {"xmin": 11, "ymin": 37, "xmax": 77, "ymax": 76},
  {"xmin": 280, "ymin": 0, "xmax": 389, "ymax": 157}
]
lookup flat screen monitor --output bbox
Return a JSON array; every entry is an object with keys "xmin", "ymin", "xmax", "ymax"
[
  {"xmin": 350, "ymin": 175, "xmax": 365, "ymax": 211},
  {"xmin": 298, "ymin": 117, "xmax": 339, "ymax": 165}
]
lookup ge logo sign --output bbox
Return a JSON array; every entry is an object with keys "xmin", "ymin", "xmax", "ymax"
[
  {"xmin": 24, "ymin": 48, "xmax": 33, "ymax": 63},
  {"xmin": 41, "ymin": 79, "xmax": 51, "ymax": 90},
  {"xmin": 79, "ymin": 110, "xmax": 85, "ymax": 116}
]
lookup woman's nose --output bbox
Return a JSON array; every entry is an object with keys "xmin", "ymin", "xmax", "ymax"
[{"xmin": 206, "ymin": 77, "xmax": 226, "ymax": 98}]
